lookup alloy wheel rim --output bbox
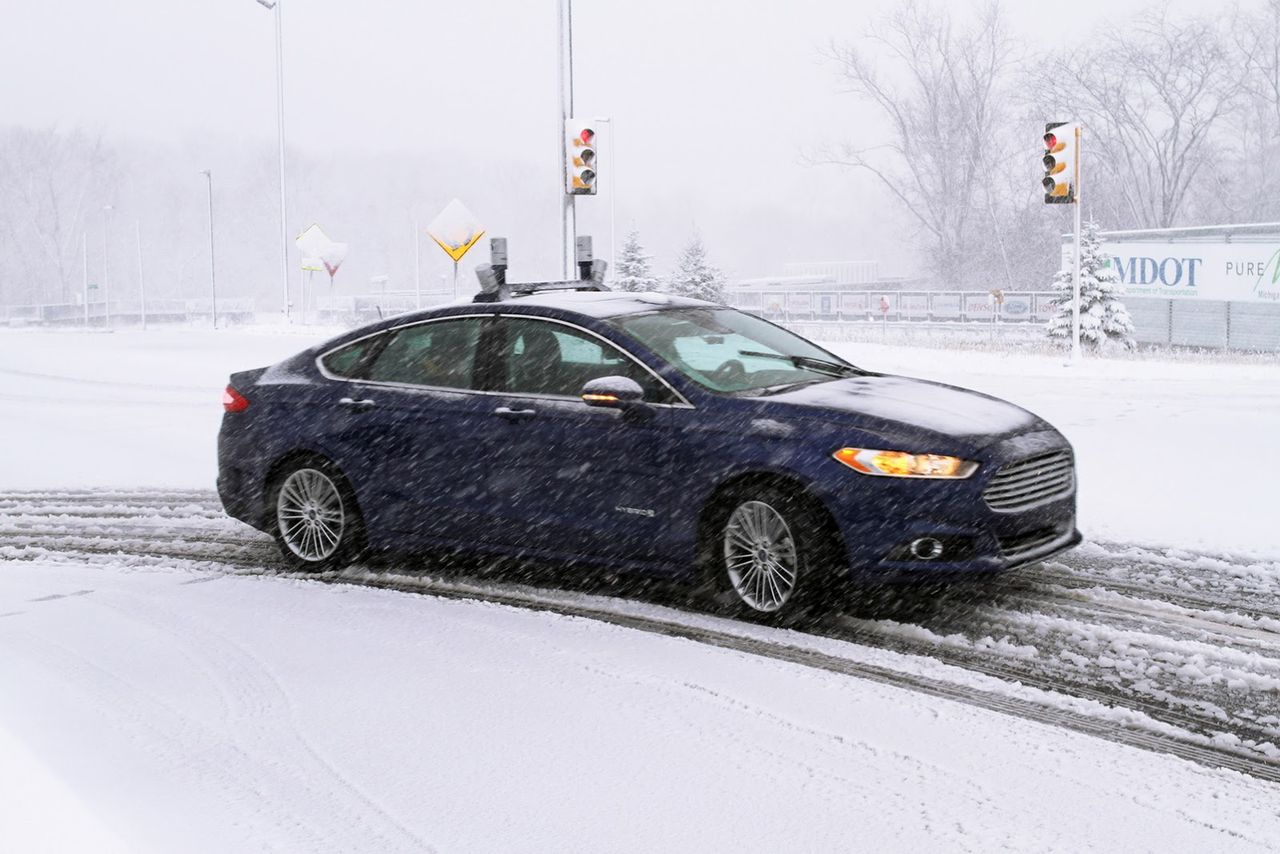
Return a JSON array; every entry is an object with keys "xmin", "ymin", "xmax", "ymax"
[
  {"xmin": 723, "ymin": 500, "xmax": 798, "ymax": 612},
  {"xmin": 276, "ymin": 468, "xmax": 345, "ymax": 561}
]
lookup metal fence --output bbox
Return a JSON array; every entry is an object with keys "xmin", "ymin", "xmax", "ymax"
[
  {"xmin": 0, "ymin": 299, "xmax": 257, "ymax": 326},
  {"xmin": 729, "ymin": 290, "xmax": 1056, "ymax": 324},
  {"xmin": 730, "ymin": 289, "xmax": 1279, "ymax": 352}
]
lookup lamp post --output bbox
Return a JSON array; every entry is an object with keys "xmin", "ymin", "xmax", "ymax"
[
  {"xmin": 255, "ymin": 0, "xmax": 291, "ymax": 321},
  {"xmin": 102, "ymin": 204, "xmax": 113, "ymax": 328},
  {"xmin": 136, "ymin": 220, "xmax": 147, "ymax": 330},
  {"xmin": 200, "ymin": 170, "xmax": 219, "ymax": 329}
]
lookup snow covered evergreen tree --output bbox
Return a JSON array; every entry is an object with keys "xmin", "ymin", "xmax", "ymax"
[
  {"xmin": 613, "ymin": 230, "xmax": 661, "ymax": 292},
  {"xmin": 667, "ymin": 234, "xmax": 727, "ymax": 304},
  {"xmin": 1047, "ymin": 219, "xmax": 1136, "ymax": 351}
]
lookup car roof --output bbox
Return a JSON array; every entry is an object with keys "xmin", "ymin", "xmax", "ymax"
[{"xmin": 306, "ymin": 290, "xmax": 721, "ymax": 359}]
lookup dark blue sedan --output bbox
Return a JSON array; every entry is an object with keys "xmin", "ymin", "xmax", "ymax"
[{"xmin": 218, "ymin": 286, "xmax": 1080, "ymax": 620}]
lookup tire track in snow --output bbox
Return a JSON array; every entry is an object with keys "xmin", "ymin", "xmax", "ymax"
[{"xmin": 3, "ymin": 490, "xmax": 1279, "ymax": 783}]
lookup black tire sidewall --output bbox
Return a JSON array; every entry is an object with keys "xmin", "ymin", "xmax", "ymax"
[
  {"xmin": 269, "ymin": 458, "xmax": 365, "ymax": 572},
  {"xmin": 705, "ymin": 484, "xmax": 832, "ymax": 623}
]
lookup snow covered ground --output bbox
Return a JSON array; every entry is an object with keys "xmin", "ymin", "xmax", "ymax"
[
  {"xmin": 5, "ymin": 556, "xmax": 1280, "ymax": 853},
  {"xmin": 2, "ymin": 326, "xmax": 1279, "ymax": 851}
]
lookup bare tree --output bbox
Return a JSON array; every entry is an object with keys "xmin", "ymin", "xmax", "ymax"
[
  {"xmin": 1032, "ymin": 7, "xmax": 1243, "ymax": 229},
  {"xmin": 0, "ymin": 127, "xmax": 115, "ymax": 305},
  {"xmin": 820, "ymin": 1, "xmax": 1016, "ymax": 286},
  {"xmin": 1201, "ymin": 0, "xmax": 1280, "ymax": 222}
]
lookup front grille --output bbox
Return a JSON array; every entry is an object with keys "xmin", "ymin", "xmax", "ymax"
[
  {"xmin": 982, "ymin": 449, "xmax": 1074, "ymax": 512},
  {"xmin": 998, "ymin": 526, "xmax": 1063, "ymax": 559}
]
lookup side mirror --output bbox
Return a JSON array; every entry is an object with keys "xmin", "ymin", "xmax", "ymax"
[{"xmin": 581, "ymin": 375, "xmax": 644, "ymax": 409}]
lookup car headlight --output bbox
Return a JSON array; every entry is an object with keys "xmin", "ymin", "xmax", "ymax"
[{"xmin": 833, "ymin": 447, "xmax": 977, "ymax": 479}]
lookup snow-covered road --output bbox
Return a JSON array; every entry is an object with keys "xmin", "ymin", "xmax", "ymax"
[
  {"xmin": 5, "ymin": 490, "xmax": 1280, "ymax": 776},
  {"xmin": 5, "ymin": 537, "xmax": 1280, "ymax": 852}
]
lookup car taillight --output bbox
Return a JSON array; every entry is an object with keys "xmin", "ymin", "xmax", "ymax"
[{"xmin": 222, "ymin": 384, "xmax": 250, "ymax": 413}]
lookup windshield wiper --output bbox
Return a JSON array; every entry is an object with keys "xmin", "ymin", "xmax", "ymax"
[{"xmin": 738, "ymin": 350, "xmax": 863, "ymax": 378}]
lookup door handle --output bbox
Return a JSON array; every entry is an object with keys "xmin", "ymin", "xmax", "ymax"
[
  {"xmin": 338, "ymin": 397, "xmax": 377, "ymax": 411},
  {"xmin": 493, "ymin": 406, "xmax": 537, "ymax": 421}
]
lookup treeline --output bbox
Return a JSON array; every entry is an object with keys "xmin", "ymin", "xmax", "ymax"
[{"xmin": 822, "ymin": 0, "xmax": 1280, "ymax": 290}]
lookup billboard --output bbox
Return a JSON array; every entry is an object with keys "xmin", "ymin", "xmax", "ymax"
[{"xmin": 1103, "ymin": 242, "xmax": 1280, "ymax": 303}]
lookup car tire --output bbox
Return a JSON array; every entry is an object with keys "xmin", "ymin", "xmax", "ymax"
[
  {"xmin": 269, "ymin": 458, "xmax": 366, "ymax": 572},
  {"xmin": 703, "ymin": 484, "xmax": 840, "ymax": 624}
]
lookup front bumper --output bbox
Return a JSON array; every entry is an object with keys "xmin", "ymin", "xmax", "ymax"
[{"xmin": 823, "ymin": 431, "xmax": 1082, "ymax": 581}]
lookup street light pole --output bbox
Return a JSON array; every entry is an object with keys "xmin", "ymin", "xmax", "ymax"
[
  {"xmin": 82, "ymin": 232, "xmax": 89, "ymax": 327},
  {"xmin": 413, "ymin": 216, "xmax": 422, "ymax": 310},
  {"xmin": 256, "ymin": 0, "xmax": 290, "ymax": 321},
  {"xmin": 200, "ymin": 170, "xmax": 219, "ymax": 329},
  {"xmin": 556, "ymin": 0, "xmax": 575, "ymax": 279},
  {"xmin": 136, "ymin": 220, "xmax": 147, "ymax": 331},
  {"xmin": 102, "ymin": 205, "xmax": 113, "ymax": 328}
]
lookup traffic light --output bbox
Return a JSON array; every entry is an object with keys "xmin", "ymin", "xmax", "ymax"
[
  {"xmin": 565, "ymin": 120, "xmax": 597, "ymax": 195},
  {"xmin": 1043, "ymin": 122, "xmax": 1077, "ymax": 204}
]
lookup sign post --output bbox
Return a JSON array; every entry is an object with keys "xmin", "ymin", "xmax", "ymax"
[{"xmin": 296, "ymin": 224, "xmax": 347, "ymax": 324}]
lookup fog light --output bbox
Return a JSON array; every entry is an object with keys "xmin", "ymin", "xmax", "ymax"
[{"xmin": 909, "ymin": 537, "xmax": 944, "ymax": 560}]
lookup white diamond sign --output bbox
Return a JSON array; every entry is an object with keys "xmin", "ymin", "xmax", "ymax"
[
  {"xmin": 295, "ymin": 223, "xmax": 332, "ymax": 260},
  {"xmin": 426, "ymin": 199, "xmax": 485, "ymax": 262}
]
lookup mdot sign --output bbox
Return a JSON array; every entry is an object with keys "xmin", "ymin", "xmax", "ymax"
[{"xmin": 1105, "ymin": 242, "xmax": 1280, "ymax": 303}]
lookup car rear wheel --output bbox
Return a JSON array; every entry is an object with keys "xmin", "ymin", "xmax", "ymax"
[
  {"xmin": 706, "ymin": 485, "xmax": 838, "ymax": 623},
  {"xmin": 271, "ymin": 461, "xmax": 364, "ymax": 571}
]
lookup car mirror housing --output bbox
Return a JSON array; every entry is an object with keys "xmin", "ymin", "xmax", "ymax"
[{"xmin": 581, "ymin": 375, "xmax": 645, "ymax": 409}]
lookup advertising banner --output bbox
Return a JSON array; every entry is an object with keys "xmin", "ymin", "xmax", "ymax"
[
  {"xmin": 1033, "ymin": 294, "xmax": 1059, "ymax": 320},
  {"xmin": 786, "ymin": 292, "xmax": 812, "ymax": 312},
  {"xmin": 930, "ymin": 293, "xmax": 962, "ymax": 318},
  {"xmin": 964, "ymin": 293, "xmax": 994, "ymax": 315},
  {"xmin": 1001, "ymin": 294, "xmax": 1034, "ymax": 320},
  {"xmin": 1103, "ymin": 242, "xmax": 1280, "ymax": 303},
  {"xmin": 840, "ymin": 292, "xmax": 869, "ymax": 314},
  {"xmin": 763, "ymin": 292, "xmax": 786, "ymax": 315},
  {"xmin": 899, "ymin": 293, "xmax": 929, "ymax": 317}
]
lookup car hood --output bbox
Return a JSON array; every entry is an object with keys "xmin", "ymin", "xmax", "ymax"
[{"xmin": 749, "ymin": 374, "xmax": 1042, "ymax": 442}]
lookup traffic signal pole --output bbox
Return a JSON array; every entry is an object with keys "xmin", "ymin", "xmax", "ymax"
[
  {"xmin": 556, "ymin": 0, "xmax": 576, "ymax": 280},
  {"xmin": 1071, "ymin": 125, "xmax": 1083, "ymax": 363}
]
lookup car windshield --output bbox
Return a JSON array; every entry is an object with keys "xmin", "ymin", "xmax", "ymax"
[{"xmin": 613, "ymin": 307, "xmax": 864, "ymax": 394}]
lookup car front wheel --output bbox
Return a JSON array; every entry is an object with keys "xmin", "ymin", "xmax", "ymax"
[
  {"xmin": 708, "ymin": 485, "xmax": 837, "ymax": 623},
  {"xmin": 271, "ymin": 460, "xmax": 364, "ymax": 571}
]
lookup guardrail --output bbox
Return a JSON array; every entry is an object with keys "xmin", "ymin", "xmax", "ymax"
[
  {"xmin": 729, "ymin": 289, "xmax": 1057, "ymax": 324},
  {"xmin": 0, "ymin": 299, "xmax": 257, "ymax": 326}
]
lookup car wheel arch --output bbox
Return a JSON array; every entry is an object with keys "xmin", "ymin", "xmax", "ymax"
[
  {"xmin": 262, "ymin": 450, "xmax": 366, "ymax": 533},
  {"xmin": 695, "ymin": 470, "xmax": 847, "ymax": 572}
]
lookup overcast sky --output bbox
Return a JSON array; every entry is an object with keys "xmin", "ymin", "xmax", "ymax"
[{"xmin": 1, "ymin": 0, "xmax": 1208, "ymax": 282}]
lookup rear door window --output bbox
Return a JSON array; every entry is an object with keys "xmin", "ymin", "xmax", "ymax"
[
  {"xmin": 321, "ymin": 335, "xmax": 382, "ymax": 378},
  {"xmin": 365, "ymin": 318, "xmax": 484, "ymax": 390}
]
